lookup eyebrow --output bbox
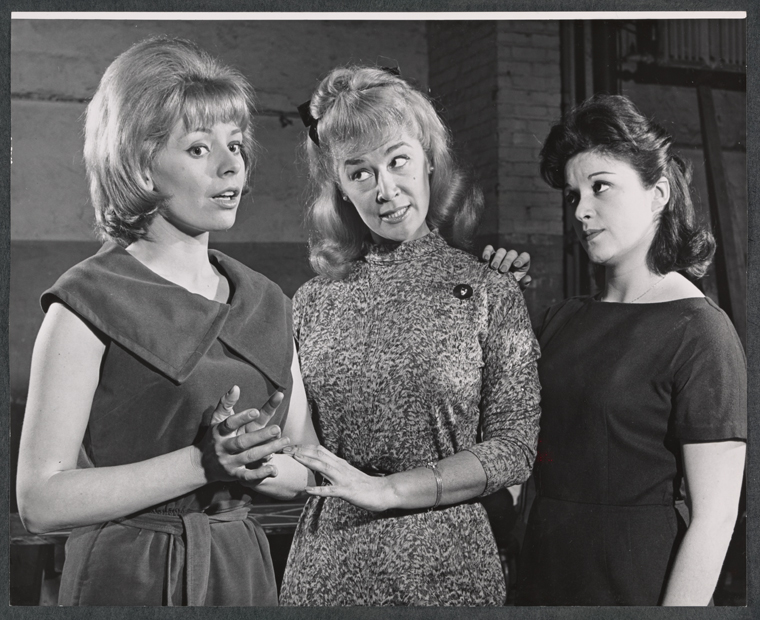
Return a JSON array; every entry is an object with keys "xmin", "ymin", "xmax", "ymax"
[
  {"xmin": 344, "ymin": 141, "xmax": 410, "ymax": 167},
  {"xmin": 588, "ymin": 171, "xmax": 614, "ymax": 178},
  {"xmin": 184, "ymin": 127, "xmax": 243, "ymax": 137}
]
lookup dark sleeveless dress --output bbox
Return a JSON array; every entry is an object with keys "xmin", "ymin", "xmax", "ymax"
[
  {"xmin": 41, "ymin": 242, "xmax": 293, "ymax": 606},
  {"xmin": 517, "ymin": 296, "xmax": 747, "ymax": 605}
]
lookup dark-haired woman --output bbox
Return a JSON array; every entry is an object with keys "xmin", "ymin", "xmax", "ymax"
[{"xmin": 488, "ymin": 94, "xmax": 745, "ymax": 606}]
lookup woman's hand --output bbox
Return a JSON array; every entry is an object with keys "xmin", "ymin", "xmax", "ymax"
[
  {"xmin": 196, "ymin": 386, "xmax": 291, "ymax": 484},
  {"xmin": 284, "ymin": 444, "xmax": 394, "ymax": 512},
  {"xmin": 481, "ymin": 245, "xmax": 532, "ymax": 289}
]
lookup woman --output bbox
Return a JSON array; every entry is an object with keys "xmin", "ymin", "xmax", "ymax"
[
  {"xmin": 16, "ymin": 37, "xmax": 318, "ymax": 606},
  {"xmin": 278, "ymin": 65, "xmax": 541, "ymax": 606},
  {"xmin": 488, "ymin": 94, "xmax": 746, "ymax": 605}
]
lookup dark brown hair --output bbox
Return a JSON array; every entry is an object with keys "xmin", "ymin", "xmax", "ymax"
[{"xmin": 540, "ymin": 94, "xmax": 714, "ymax": 277}]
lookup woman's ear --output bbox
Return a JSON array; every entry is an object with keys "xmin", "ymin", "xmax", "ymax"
[
  {"xmin": 336, "ymin": 184, "xmax": 350, "ymax": 204},
  {"xmin": 651, "ymin": 176, "xmax": 670, "ymax": 214},
  {"xmin": 140, "ymin": 169, "xmax": 155, "ymax": 192}
]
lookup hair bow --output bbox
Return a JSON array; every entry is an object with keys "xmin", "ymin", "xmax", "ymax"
[
  {"xmin": 380, "ymin": 66, "xmax": 401, "ymax": 76},
  {"xmin": 297, "ymin": 66, "xmax": 402, "ymax": 147},
  {"xmin": 298, "ymin": 101, "xmax": 320, "ymax": 147}
]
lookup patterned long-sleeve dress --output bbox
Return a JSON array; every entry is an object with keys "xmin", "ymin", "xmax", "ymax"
[{"xmin": 280, "ymin": 231, "xmax": 541, "ymax": 606}]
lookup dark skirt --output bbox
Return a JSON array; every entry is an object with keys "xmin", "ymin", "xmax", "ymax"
[{"xmin": 516, "ymin": 496, "xmax": 685, "ymax": 606}]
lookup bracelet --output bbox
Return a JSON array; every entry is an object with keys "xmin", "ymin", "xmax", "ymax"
[{"xmin": 426, "ymin": 461, "xmax": 444, "ymax": 510}]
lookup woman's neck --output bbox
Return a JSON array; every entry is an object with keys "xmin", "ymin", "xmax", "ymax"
[
  {"xmin": 125, "ymin": 219, "xmax": 227, "ymax": 301},
  {"xmin": 601, "ymin": 261, "xmax": 665, "ymax": 304}
]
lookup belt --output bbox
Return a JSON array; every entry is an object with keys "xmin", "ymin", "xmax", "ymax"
[{"xmin": 115, "ymin": 505, "xmax": 253, "ymax": 606}]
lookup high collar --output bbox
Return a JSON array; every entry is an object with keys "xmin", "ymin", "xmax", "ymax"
[
  {"xmin": 363, "ymin": 229, "xmax": 445, "ymax": 265},
  {"xmin": 42, "ymin": 242, "xmax": 292, "ymax": 387}
]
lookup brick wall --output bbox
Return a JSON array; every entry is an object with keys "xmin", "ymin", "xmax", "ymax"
[
  {"xmin": 496, "ymin": 21, "xmax": 563, "ymax": 319},
  {"xmin": 427, "ymin": 21, "xmax": 499, "ymax": 233},
  {"xmin": 429, "ymin": 20, "xmax": 564, "ymax": 323}
]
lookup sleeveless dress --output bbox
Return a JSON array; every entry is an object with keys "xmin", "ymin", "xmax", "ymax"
[
  {"xmin": 517, "ymin": 296, "xmax": 747, "ymax": 605},
  {"xmin": 279, "ymin": 231, "xmax": 542, "ymax": 606},
  {"xmin": 41, "ymin": 241, "xmax": 293, "ymax": 606}
]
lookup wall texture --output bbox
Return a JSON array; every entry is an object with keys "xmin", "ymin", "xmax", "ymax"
[
  {"xmin": 10, "ymin": 18, "xmax": 428, "ymax": 401},
  {"xmin": 621, "ymin": 81, "xmax": 748, "ymax": 303},
  {"xmin": 428, "ymin": 20, "xmax": 564, "ymax": 320}
]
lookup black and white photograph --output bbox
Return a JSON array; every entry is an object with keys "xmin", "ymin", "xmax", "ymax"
[{"xmin": 7, "ymin": 8, "xmax": 750, "ymax": 610}]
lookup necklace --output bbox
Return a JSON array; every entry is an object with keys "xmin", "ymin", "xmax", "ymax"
[{"xmin": 628, "ymin": 275, "xmax": 666, "ymax": 303}]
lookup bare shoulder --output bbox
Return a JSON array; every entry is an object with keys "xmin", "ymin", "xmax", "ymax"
[
  {"xmin": 37, "ymin": 302, "xmax": 106, "ymax": 361},
  {"xmin": 652, "ymin": 272, "xmax": 705, "ymax": 302}
]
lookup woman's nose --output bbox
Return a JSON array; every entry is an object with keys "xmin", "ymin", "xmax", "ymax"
[
  {"xmin": 376, "ymin": 170, "xmax": 399, "ymax": 202},
  {"xmin": 574, "ymin": 194, "xmax": 592, "ymax": 221},
  {"xmin": 217, "ymin": 149, "xmax": 243, "ymax": 177}
]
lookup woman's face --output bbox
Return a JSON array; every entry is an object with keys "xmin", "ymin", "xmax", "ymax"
[
  {"xmin": 147, "ymin": 120, "xmax": 246, "ymax": 237},
  {"xmin": 337, "ymin": 130, "xmax": 431, "ymax": 244},
  {"xmin": 564, "ymin": 151, "xmax": 668, "ymax": 270}
]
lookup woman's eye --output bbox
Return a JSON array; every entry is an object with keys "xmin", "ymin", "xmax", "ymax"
[
  {"xmin": 564, "ymin": 192, "xmax": 579, "ymax": 207},
  {"xmin": 188, "ymin": 145, "xmax": 209, "ymax": 157},
  {"xmin": 592, "ymin": 181, "xmax": 610, "ymax": 194},
  {"xmin": 390, "ymin": 156, "xmax": 409, "ymax": 169},
  {"xmin": 228, "ymin": 142, "xmax": 243, "ymax": 155},
  {"xmin": 350, "ymin": 170, "xmax": 371, "ymax": 182}
]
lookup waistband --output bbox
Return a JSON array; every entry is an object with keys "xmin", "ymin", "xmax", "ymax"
[{"xmin": 114, "ymin": 505, "xmax": 253, "ymax": 606}]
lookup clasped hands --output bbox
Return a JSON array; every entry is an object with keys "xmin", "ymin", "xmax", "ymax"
[
  {"xmin": 197, "ymin": 389, "xmax": 386, "ymax": 508},
  {"xmin": 196, "ymin": 385, "xmax": 291, "ymax": 485},
  {"xmin": 199, "ymin": 386, "xmax": 385, "ymax": 508}
]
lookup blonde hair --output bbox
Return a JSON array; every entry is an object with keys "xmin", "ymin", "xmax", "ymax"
[
  {"xmin": 302, "ymin": 65, "xmax": 483, "ymax": 279},
  {"xmin": 84, "ymin": 36, "xmax": 256, "ymax": 245}
]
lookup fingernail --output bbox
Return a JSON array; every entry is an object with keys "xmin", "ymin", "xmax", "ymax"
[
  {"xmin": 282, "ymin": 446, "xmax": 294, "ymax": 453},
  {"xmin": 269, "ymin": 426, "xmax": 280, "ymax": 437},
  {"xmin": 514, "ymin": 260, "xmax": 522, "ymax": 268}
]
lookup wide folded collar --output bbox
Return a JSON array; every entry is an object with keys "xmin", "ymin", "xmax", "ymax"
[{"xmin": 43, "ymin": 242, "xmax": 292, "ymax": 387}]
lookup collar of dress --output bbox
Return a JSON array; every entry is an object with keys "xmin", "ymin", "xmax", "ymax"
[
  {"xmin": 50, "ymin": 242, "xmax": 292, "ymax": 387},
  {"xmin": 363, "ymin": 229, "xmax": 446, "ymax": 265}
]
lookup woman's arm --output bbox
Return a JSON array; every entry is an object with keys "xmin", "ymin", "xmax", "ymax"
[
  {"xmin": 247, "ymin": 342, "xmax": 319, "ymax": 500},
  {"xmin": 287, "ymin": 277, "xmax": 541, "ymax": 512},
  {"xmin": 661, "ymin": 440, "xmax": 746, "ymax": 605},
  {"xmin": 16, "ymin": 303, "xmax": 291, "ymax": 533},
  {"xmin": 284, "ymin": 444, "xmax": 488, "ymax": 512}
]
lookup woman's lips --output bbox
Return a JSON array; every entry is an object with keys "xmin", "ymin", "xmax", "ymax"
[
  {"xmin": 380, "ymin": 205, "xmax": 410, "ymax": 223},
  {"xmin": 583, "ymin": 229, "xmax": 604, "ymax": 242}
]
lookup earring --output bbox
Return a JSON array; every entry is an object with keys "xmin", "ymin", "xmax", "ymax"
[
  {"xmin": 342, "ymin": 195, "xmax": 350, "ymax": 203},
  {"xmin": 428, "ymin": 166, "xmax": 434, "ymax": 174}
]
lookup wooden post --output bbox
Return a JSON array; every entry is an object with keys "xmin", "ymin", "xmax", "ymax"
[
  {"xmin": 591, "ymin": 21, "xmax": 619, "ymax": 95},
  {"xmin": 696, "ymin": 83, "xmax": 746, "ymax": 346},
  {"xmin": 560, "ymin": 21, "xmax": 592, "ymax": 298}
]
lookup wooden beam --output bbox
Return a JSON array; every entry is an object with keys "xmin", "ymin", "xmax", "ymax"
[
  {"xmin": 619, "ymin": 64, "xmax": 746, "ymax": 92},
  {"xmin": 696, "ymin": 84, "xmax": 747, "ymax": 345},
  {"xmin": 560, "ymin": 21, "xmax": 592, "ymax": 298},
  {"xmin": 591, "ymin": 21, "xmax": 619, "ymax": 95}
]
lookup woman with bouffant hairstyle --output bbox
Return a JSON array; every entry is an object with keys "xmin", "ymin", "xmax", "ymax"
[
  {"xmin": 538, "ymin": 94, "xmax": 715, "ymax": 279},
  {"xmin": 84, "ymin": 38, "xmax": 258, "ymax": 245},
  {"xmin": 279, "ymin": 65, "xmax": 540, "ymax": 606},
  {"xmin": 302, "ymin": 66, "xmax": 484, "ymax": 279},
  {"xmin": 17, "ymin": 37, "xmax": 317, "ymax": 606},
  {"xmin": 485, "ymin": 94, "xmax": 746, "ymax": 606}
]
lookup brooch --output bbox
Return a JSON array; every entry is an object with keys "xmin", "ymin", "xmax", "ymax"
[{"xmin": 453, "ymin": 284, "xmax": 473, "ymax": 300}]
